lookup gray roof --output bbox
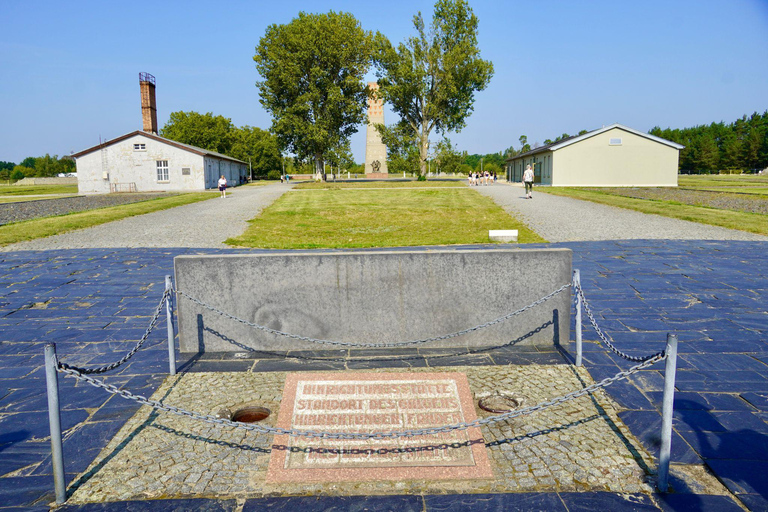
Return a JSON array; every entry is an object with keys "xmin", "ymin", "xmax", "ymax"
[
  {"xmin": 72, "ymin": 131, "xmax": 247, "ymax": 164},
  {"xmin": 506, "ymin": 124, "xmax": 684, "ymax": 162}
]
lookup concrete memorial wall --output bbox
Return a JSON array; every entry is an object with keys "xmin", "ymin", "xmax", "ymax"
[{"xmin": 174, "ymin": 248, "xmax": 572, "ymax": 353}]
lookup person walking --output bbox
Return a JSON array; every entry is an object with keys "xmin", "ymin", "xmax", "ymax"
[
  {"xmin": 218, "ymin": 175, "xmax": 227, "ymax": 198},
  {"xmin": 523, "ymin": 164, "xmax": 534, "ymax": 199}
]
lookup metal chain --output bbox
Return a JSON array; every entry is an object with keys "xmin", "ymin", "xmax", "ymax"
[
  {"xmin": 57, "ymin": 352, "xmax": 664, "ymax": 440},
  {"xmin": 172, "ymin": 283, "xmax": 571, "ymax": 348},
  {"xmin": 58, "ymin": 289, "xmax": 169, "ymax": 375},
  {"xmin": 574, "ymin": 282, "xmax": 665, "ymax": 363}
]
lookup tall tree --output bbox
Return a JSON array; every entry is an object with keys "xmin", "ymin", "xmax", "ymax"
[
  {"xmin": 160, "ymin": 111, "xmax": 235, "ymax": 155},
  {"xmin": 254, "ymin": 11, "xmax": 374, "ymax": 175},
  {"xmin": 374, "ymin": 0, "xmax": 494, "ymax": 176}
]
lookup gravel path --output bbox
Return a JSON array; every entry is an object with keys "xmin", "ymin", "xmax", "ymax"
[
  {"xmin": 0, "ymin": 184, "xmax": 293, "ymax": 251},
  {"xmin": 0, "ymin": 193, "xmax": 170, "ymax": 226},
  {"xmin": 474, "ymin": 183, "xmax": 768, "ymax": 242}
]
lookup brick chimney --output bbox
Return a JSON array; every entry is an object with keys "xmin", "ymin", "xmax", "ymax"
[{"xmin": 139, "ymin": 72, "xmax": 157, "ymax": 134}]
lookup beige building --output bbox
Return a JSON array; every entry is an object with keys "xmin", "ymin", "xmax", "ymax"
[{"xmin": 505, "ymin": 124, "xmax": 683, "ymax": 187}]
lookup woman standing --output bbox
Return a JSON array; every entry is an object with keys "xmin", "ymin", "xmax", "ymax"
[{"xmin": 218, "ymin": 175, "xmax": 227, "ymax": 198}]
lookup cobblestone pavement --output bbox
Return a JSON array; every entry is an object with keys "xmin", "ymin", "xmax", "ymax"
[
  {"xmin": 0, "ymin": 183, "xmax": 293, "ymax": 251},
  {"xmin": 0, "ymin": 241, "xmax": 765, "ymax": 511},
  {"xmin": 474, "ymin": 183, "xmax": 768, "ymax": 242},
  {"xmin": 67, "ymin": 366, "xmax": 656, "ymax": 503}
]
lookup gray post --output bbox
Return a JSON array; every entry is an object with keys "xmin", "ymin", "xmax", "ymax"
[
  {"xmin": 165, "ymin": 275, "xmax": 177, "ymax": 376},
  {"xmin": 658, "ymin": 333, "xmax": 679, "ymax": 492},
  {"xmin": 574, "ymin": 269, "xmax": 582, "ymax": 367},
  {"xmin": 44, "ymin": 343, "xmax": 66, "ymax": 504}
]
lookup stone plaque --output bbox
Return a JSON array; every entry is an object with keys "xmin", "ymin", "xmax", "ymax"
[{"xmin": 267, "ymin": 372, "xmax": 492, "ymax": 483}]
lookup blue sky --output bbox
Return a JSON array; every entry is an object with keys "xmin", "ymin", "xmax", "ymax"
[{"xmin": 1, "ymin": 0, "xmax": 767, "ymax": 164}]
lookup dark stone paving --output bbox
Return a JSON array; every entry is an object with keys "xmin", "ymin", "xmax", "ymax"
[{"xmin": 0, "ymin": 241, "xmax": 765, "ymax": 510}]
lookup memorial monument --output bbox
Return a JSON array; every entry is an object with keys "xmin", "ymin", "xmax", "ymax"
[{"xmin": 364, "ymin": 82, "xmax": 388, "ymax": 179}]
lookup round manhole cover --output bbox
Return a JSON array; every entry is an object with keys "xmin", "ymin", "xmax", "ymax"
[{"xmin": 478, "ymin": 393, "xmax": 523, "ymax": 414}]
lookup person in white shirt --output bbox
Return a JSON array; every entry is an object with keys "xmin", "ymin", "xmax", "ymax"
[
  {"xmin": 523, "ymin": 165, "xmax": 534, "ymax": 199},
  {"xmin": 218, "ymin": 175, "xmax": 227, "ymax": 198}
]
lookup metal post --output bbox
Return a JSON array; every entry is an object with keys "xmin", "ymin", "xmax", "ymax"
[
  {"xmin": 658, "ymin": 333, "xmax": 678, "ymax": 492},
  {"xmin": 165, "ymin": 275, "xmax": 177, "ymax": 376},
  {"xmin": 574, "ymin": 269, "xmax": 582, "ymax": 367},
  {"xmin": 44, "ymin": 343, "xmax": 66, "ymax": 504}
]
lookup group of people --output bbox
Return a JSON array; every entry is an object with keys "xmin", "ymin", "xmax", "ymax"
[{"xmin": 468, "ymin": 170, "xmax": 497, "ymax": 186}]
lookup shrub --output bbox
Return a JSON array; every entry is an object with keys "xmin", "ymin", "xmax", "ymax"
[
  {"xmin": 267, "ymin": 170, "xmax": 282, "ymax": 180},
  {"xmin": 11, "ymin": 168, "xmax": 26, "ymax": 180}
]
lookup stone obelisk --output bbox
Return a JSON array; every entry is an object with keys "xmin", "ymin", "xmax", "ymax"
[{"xmin": 365, "ymin": 82, "xmax": 388, "ymax": 178}]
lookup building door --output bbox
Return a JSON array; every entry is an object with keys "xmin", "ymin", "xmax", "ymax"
[{"xmin": 532, "ymin": 160, "xmax": 541, "ymax": 183}]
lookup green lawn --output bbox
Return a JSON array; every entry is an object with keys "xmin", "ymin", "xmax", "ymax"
[
  {"xmin": 227, "ymin": 184, "xmax": 544, "ymax": 248},
  {"xmin": 294, "ymin": 181, "xmax": 466, "ymax": 189},
  {"xmin": 0, "ymin": 193, "xmax": 215, "ymax": 246},
  {"xmin": 678, "ymin": 174, "xmax": 768, "ymax": 188},
  {"xmin": 0, "ymin": 184, "xmax": 79, "ymax": 196},
  {"xmin": 0, "ymin": 195, "xmax": 76, "ymax": 204},
  {"xmin": 542, "ymin": 182, "xmax": 768, "ymax": 236}
]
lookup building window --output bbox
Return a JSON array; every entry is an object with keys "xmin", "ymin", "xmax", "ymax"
[
  {"xmin": 134, "ymin": 143, "xmax": 146, "ymax": 151},
  {"xmin": 182, "ymin": 167, "xmax": 191, "ymax": 176},
  {"xmin": 156, "ymin": 160, "xmax": 169, "ymax": 181},
  {"xmin": 609, "ymin": 138, "xmax": 622, "ymax": 145}
]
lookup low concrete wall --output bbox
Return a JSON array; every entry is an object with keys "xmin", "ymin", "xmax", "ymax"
[
  {"xmin": 15, "ymin": 177, "xmax": 78, "ymax": 186},
  {"xmin": 174, "ymin": 248, "xmax": 572, "ymax": 353}
]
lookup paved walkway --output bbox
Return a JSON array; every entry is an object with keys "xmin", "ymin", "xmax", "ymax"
[
  {"xmin": 0, "ymin": 183, "xmax": 293, "ymax": 252},
  {"xmin": 0, "ymin": 241, "xmax": 766, "ymax": 511},
  {"xmin": 474, "ymin": 183, "xmax": 768, "ymax": 242}
]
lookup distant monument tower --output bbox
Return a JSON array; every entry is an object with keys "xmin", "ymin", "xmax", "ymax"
[
  {"xmin": 365, "ymin": 82, "xmax": 388, "ymax": 178},
  {"xmin": 139, "ymin": 72, "xmax": 158, "ymax": 135}
]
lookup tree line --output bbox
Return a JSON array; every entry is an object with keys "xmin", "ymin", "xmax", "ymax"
[
  {"xmin": 650, "ymin": 111, "xmax": 768, "ymax": 173},
  {"xmin": 159, "ymin": 111, "xmax": 282, "ymax": 178},
  {"xmin": 0, "ymin": 155, "xmax": 76, "ymax": 182}
]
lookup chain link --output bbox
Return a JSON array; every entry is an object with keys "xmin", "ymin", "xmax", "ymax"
[
  {"xmin": 57, "ymin": 352, "xmax": 664, "ymax": 440},
  {"xmin": 574, "ymin": 281, "xmax": 665, "ymax": 363},
  {"xmin": 58, "ymin": 289, "xmax": 169, "ymax": 375},
  {"xmin": 172, "ymin": 283, "xmax": 571, "ymax": 349}
]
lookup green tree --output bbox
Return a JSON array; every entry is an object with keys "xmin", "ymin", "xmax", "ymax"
[
  {"xmin": 719, "ymin": 132, "xmax": 742, "ymax": 170},
  {"xmin": 325, "ymin": 141, "xmax": 357, "ymax": 173},
  {"xmin": 694, "ymin": 133, "xmax": 719, "ymax": 171},
  {"xmin": 32, "ymin": 154, "xmax": 62, "ymax": 177},
  {"xmin": 374, "ymin": 0, "xmax": 494, "ymax": 176},
  {"xmin": 484, "ymin": 161, "xmax": 501, "ymax": 176},
  {"xmin": 160, "ymin": 111, "xmax": 235, "ymax": 155},
  {"xmin": 518, "ymin": 135, "xmax": 531, "ymax": 154},
  {"xmin": 20, "ymin": 157, "xmax": 36, "ymax": 169},
  {"xmin": 229, "ymin": 126, "xmax": 282, "ymax": 177},
  {"xmin": 11, "ymin": 166, "xmax": 29, "ymax": 180},
  {"xmin": 0, "ymin": 161, "xmax": 15, "ymax": 172},
  {"xmin": 376, "ymin": 122, "xmax": 421, "ymax": 175},
  {"xmin": 434, "ymin": 138, "xmax": 463, "ymax": 174},
  {"xmin": 254, "ymin": 11, "xmax": 374, "ymax": 175}
]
